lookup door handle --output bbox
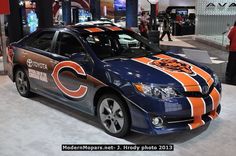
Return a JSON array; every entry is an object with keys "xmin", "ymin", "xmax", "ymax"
[
  {"xmin": 50, "ymin": 60, "xmax": 58, "ymax": 64},
  {"xmin": 22, "ymin": 51, "xmax": 28, "ymax": 57}
]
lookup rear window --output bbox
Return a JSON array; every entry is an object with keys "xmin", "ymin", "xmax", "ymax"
[{"xmin": 24, "ymin": 31, "xmax": 55, "ymax": 52}]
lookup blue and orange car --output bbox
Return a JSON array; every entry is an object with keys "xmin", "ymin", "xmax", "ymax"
[{"xmin": 6, "ymin": 25, "xmax": 221, "ymax": 137}]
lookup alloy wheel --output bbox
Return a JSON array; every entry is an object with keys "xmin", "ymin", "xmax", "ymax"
[
  {"xmin": 99, "ymin": 98, "xmax": 125, "ymax": 134},
  {"xmin": 16, "ymin": 71, "xmax": 28, "ymax": 95}
]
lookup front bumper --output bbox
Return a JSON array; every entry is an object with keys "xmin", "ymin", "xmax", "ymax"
[
  {"xmin": 149, "ymin": 104, "xmax": 221, "ymax": 135},
  {"xmin": 125, "ymin": 86, "xmax": 222, "ymax": 135},
  {"xmin": 127, "ymin": 102, "xmax": 221, "ymax": 135}
]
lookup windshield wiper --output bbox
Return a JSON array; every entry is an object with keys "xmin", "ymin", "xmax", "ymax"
[{"xmin": 103, "ymin": 56, "xmax": 129, "ymax": 61}]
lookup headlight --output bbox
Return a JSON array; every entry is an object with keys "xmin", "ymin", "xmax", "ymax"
[
  {"xmin": 133, "ymin": 83, "xmax": 180, "ymax": 100},
  {"xmin": 213, "ymin": 73, "xmax": 220, "ymax": 86}
]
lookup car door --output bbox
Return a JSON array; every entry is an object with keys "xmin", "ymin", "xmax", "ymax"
[
  {"xmin": 21, "ymin": 30, "xmax": 58, "ymax": 93},
  {"xmin": 48, "ymin": 31, "xmax": 97, "ymax": 112}
]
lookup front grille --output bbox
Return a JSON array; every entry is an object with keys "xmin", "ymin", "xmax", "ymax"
[
  {"xmin": 180, "ymin": 84, "xmax": 214, "ymax": 97},
  {"xmin": 166, "ymin": 112, "xmax": 211, "ymax": 124},
  {"xmin": 166, "ymin": 116, "xmax": 193, "ymax": 124}
]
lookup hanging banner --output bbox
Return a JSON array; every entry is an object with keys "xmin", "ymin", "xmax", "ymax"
[{"xmin": 0, "ymin": 0, "xmax": 10, "ymax": 15}]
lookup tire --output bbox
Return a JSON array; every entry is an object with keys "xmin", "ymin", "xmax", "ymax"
[
  {"xmin": 15, "ymin": 68, "xmax": 32, "ymax": 98},
  {"xmin": 97, "ymin": 94, "xmax": 130, "ymax": 138}
]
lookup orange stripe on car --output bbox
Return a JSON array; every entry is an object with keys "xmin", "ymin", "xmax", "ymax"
[
  {"xmin": 209, "ymin": 87, "xmax": 221, "ymax": 120},
  {"xmin": 105, "ymin": 26, "xmax": 122, "ymax": 31},
  {"xmin": 191, "ymin": 66, "xmax": 214, "ymax": 87},
  {"xmin": 188, "ymin": 117, "xmax": 205, "ymax": 130},
  {"xmin": 187, "ymin": 97, "xmax": 206, "ymax": 129},
  {"xmin": 133, "ymin": 57, "xmax": 201, "ymax": 92},
  {"xmin": 187, "ymin": 97, "xmax": 205, "ymax": 117},
  {"xmin": 84, "ymin": 28, "xmax": 104, "ymax": 33}
]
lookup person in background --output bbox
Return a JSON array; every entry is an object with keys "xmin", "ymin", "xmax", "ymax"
[
  {"xmin": 140, "ymin": 11, "xmax": 149, "ymax": 24},
  {"xmin": 176, "ymin": 14, "xmax": 183, "ymax": 23},
  {"xmin": 160, "ymin": 14, "xmax": 173, "ymax": 41},
  {"xmin": 139, "ymin": 11, "xmax": 149, "ymax": 38},
  {"xmin": 226, "ymin": 21, "xmax": 236, "ymax": 84}
]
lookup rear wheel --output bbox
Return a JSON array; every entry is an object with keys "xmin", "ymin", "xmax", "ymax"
[
  {"xmin": 97, "ymin": 94, "xmax": 130, "ymax": 137},
  {"xmin": 15, "ymin": 69, "xmax": 32, "ymax": 97}
]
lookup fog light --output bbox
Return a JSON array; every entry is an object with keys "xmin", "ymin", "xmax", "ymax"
[{"xmin": 152, "ymin": 117, "xmax": 163, "ymax": 127}]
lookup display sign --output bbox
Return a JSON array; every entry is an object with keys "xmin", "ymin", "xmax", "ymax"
[
  {"xmin": 206, "ymin": 3, "xmax": 236, "ymax": 8},
  {"xmin": 0, "ymin": 0, "xmax": 10, "ymax": 15},
  {"xmin": 27, "ymin": 11, "xmax": 38, "ymax": 33},
  {"xmin": 114, "ymin": 0, "xmax": 126, "ymax": 21},
  {"xmin": 196, "ymin": 0, "xmax": 236, "ymax": 15},
  {"xmin": 114, "ymin": 0, "xmax": 126, "ymax": 11},
  {"xmin": 79, "ymin": 9, "xmax": 92, "ymax": 22}
]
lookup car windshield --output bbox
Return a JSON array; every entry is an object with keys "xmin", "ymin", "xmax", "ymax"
[{"xmin": 82, "ymin": 31, "xmax": 162, "ymax": 60}]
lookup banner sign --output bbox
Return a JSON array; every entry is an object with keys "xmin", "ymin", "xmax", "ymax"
[
  {"xmin": 196, "ymin": 0, "xmax": 236, "ymax": 15},
  {"xmin": 0, "ymin": 0, "xmax": 10, "ymax": 15}
]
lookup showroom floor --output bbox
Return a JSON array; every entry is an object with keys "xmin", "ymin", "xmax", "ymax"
[{"xmin": 0, "ymin": 76, "xmax": 236, "ymax": 156}]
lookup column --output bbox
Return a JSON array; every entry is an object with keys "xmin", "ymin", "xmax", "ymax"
[
  {"xmin": 36, "ymin": 0, "xmax": 53, "ymax": 28},
  {"xmin": 150, "ymin": 4, "xmax": 157, "ymax": 30},
  {"xmin": 90, "ymin": 0, "xmax": 101, "ymax": 20},
  {"xmin": 126, "ymin": 0, "xmax": 138, "ymax": 28},
  {"xmin": 7, "ymin": 0, "xmax": 23, "ymax": 43},
  {"xmin": 62, "ymin": 0, "xmax": 71, "ymax": 25}
]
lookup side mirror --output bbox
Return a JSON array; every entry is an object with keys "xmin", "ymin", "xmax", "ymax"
[{"xmin": 70, "ymin": 53, "xmax": 90, "ymax": 63}]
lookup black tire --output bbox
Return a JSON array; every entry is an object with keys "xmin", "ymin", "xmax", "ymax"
[
  {"xmin": 15, "ymin": 68, "xmax": 32, "ymax": 98},
  {"xmin": 97, "ymin": 94, "xmax": 130, "ymax": 138}
]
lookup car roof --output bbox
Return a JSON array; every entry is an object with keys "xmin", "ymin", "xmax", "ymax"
[
  {"xmin": 75, "ymin": 20, "xmax": 114, "ymax": 26},
  {"xmin": 50, "ymin": 24, "xmax": 126, "ymax": 35}
]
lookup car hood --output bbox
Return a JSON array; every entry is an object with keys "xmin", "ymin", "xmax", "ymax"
[{"xmin": 104, "ymin": 53, "xmax": 214, "ymax": 92}]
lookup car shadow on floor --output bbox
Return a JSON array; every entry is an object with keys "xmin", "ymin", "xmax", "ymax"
[{"xmin": 30, "ymin": 95, "xmax": 211, "ymax": 144}]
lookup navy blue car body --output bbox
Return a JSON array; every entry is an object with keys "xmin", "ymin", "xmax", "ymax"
[{"xmin": 7, "ymin": 25, "xmax": 221, "ymax": 137}]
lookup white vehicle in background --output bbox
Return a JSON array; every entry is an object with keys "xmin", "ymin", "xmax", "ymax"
[
  {"xmin": 111, "ymin": 17, "xmax": 126, "ymax": 28},
  {"xmin": 119, "ymin": 34, "xmax": 139, "ymax": 48},
  {"xmin": 75, "ymin": 20, "xmax": 114, "ymax": 26}
]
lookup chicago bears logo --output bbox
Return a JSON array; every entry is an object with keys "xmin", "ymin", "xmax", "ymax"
[
  {"xmin": 51, "ymin": 61, "xmax": 88, "ymax": 99},
  {"xmin": 149, "ymin": 59, "xmax": 195, "ymax": 75}
]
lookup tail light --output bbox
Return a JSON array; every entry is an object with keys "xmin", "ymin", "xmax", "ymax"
[{"xmin": 7, "ymin": 45, "xmax": 14, "ymax": 64}]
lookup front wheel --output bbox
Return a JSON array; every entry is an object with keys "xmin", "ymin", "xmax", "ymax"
[
  {"xmin": 15, "ymin": 69, "xmax": 32, "ymax": 97},
  {"xmin": 97, "ymin": 94, "xmax": 130, "ymax": 138}
]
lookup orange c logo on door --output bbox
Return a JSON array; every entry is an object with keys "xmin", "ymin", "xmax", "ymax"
[{"xmin": 51, "ymin": 61, "xmax": 88, "ymax": 99}]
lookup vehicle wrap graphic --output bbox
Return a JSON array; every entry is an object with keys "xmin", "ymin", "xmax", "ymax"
[
  {"xmin": 52, "ymin": 61, "xmax": 88, "ymax": 99},
  {"xmin": 150, "ymin": 59, "xmax": 195, "ymax": 75},
  {"xmin": 132, "ymin": 54, "xmax": 221, "ymax": 130},
  {"xmin": 132, "ymin": 57, "xmax": 202, "ymax": 92},
  {"xmin": 208, "ymin": 88, "xmax": 221, "ymax": 119},
  {"xmin": 105, "ymin": 26, "xmax": 123, "ymax": 31},
  {"xmin": 8, "ymin": 26, "xmax": 222, "ymax": 135},
  {"xmin": 155, "ymin": 54, "xmax": 214, "ymax": 89},
  {"xmin": 84, "ymin": 27, "xmax": 104, "ymax": 33}
]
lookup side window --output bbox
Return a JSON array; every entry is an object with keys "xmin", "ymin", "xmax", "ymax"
[
  {"xmin": 85, "ymin": 34, "xmax": 114, "ymax": 59},
  {"xmin": 56, "ymin": 33, "xmax": 85, "ymax": 57},
  {"xmin": 25, "ymin": 31, "xmax": 55, "ymax": 52}
]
